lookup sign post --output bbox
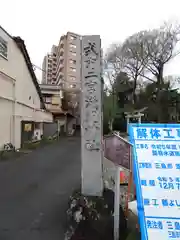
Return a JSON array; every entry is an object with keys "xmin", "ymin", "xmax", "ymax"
[
  {"xmin": 104, "ymin": 134, "xmax": 133, "ymax": 240},
  {"xmin": 81, "ymin": 35, "xmax": 103, "ymax": 196},
  {"xmin": 129, "ymin": 123, "xmax": 180, "ymax": 240},
  {"xmin": 114, "ymin": 166, "xmax": 121, "ymax": 240}
]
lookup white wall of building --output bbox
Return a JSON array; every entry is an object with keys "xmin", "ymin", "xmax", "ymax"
[{"xmin": 0, "ymin": 27, "xmax": 53, "ymax": 149}]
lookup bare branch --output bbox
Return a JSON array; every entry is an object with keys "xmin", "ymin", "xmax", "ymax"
[
  {"xmin": 142, "ymin": 21, "xmax": 180, "ymax": 83},
  {"xmin": 139, "ymin": 73, "xmax": 156, "ymax": 82}
]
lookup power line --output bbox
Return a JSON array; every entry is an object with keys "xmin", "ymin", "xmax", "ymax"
[{"xmin": 32, "ymin": 64, "xmax": 46, "ymax": 72}]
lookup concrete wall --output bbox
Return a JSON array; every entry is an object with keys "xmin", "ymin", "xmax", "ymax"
[
  {"xmin": 0, "ymin": 27, "xmax": 52, "ymax": 150},
  {"xmin": 0, "ymin": 28, "xmax": 41, "ymax": 108},
  {"xmin": 0, "ymin": 98, "xmax": 13, "ymax": 148}
]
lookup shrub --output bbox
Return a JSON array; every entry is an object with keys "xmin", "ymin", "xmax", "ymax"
[{"xmin": 64, "ymin": 189, "xmax": 127, "ymax": 240}]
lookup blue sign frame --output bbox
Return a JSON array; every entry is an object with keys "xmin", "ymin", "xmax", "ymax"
[{"xmin": 128, "ymin": 123, "xmax": 180, "ymax": 240}]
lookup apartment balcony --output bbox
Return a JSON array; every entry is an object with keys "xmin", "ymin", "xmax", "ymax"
[
  {"xmin": 63, "ymin": 87, "xmax": 80, "ymax": 93},
  {"xmin": 60, "ymin": 40, "xmax": 64, "ymax": 46},
  {"xmin": 59, "ymin": 64, "xmax": 64, "ymax": 69},
  {"xmin": 45, "ymin": 103, "xmax": 64, "ymax": 113},
  {"xmin": 40, "ymin": 84, "xmax": 63, "ymax": 96},
  {"xmin": 60, "ymin": 48, "xmax": 64, "ymax": 53},
  {"xmin": 59, "ymin": 72, "xmax": 64, "ymax": 77},
  {"xmin": 62, "ymin": 82, "xmax": 81, "ymax": 93}
]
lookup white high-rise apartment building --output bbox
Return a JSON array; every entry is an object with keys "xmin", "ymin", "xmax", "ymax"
[
  {"xmin": 56, "ymin": 32, "xmax": 81, "ymax": 91},
  {"xmin": 42, "ymin": 45, "xmax": 57, "ymax": 84},
  {"xmin": 41, "ymin": 32, "xmax": 81, "ymax": 123},
  {"xmin": 42, "ymin": 32, "xmax": 81, "ymax": 89}
]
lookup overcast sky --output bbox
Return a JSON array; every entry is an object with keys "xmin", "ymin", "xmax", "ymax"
[{"xmin": 1, "ymin": 0, "xmax": 180, "ymax": 81}]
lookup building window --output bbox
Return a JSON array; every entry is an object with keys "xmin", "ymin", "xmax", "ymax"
[
  {"xmin": 60, "ymin": 51, "xmax": 64, "ymax": 56},
  {"xmin": 70, "ymin": 84, "xmax": 76, "ymax": 88},
  {"xmin": 70, "ymin": 52, "xmax": 76, "ymax": 57},
  {"xmin": 69, "ymin": 59, "xmax": 76, "ymax": 64},
  {"xmin": 70, "ymin": 44, "xmax": 76, "ymax": 49},
  {"xmin": 45, "ymin": 97, "xmax": 52, "ymax": 103},
  {"xmin": 70, "ymin": 76, "xmax": 76, "ymax": 81},
  {"xmin": 70, "ymin": 67, "xmax": 76, "ymax": 72},
  {"xmin": 0, "ymin": 36, "xmax": 7, "ymax": 59},
  {"xmin": 70, "ymin": 36, "xmax": 77, "ymax": 40}
]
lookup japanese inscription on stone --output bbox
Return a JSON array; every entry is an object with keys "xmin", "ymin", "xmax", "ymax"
[
  {"xmin": 81, "ymin": 35, "xmax": 103, "ymax": 196},
  {"xmin": 81, "ymin": 36, "xmax": 102, "ymax": 151}
]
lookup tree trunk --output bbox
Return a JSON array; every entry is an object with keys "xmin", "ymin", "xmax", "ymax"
[
  {"xmin": 132, "ymin": 75, "xmax": 138, "ymax": 104},
  {"xmin": 111, "ymin": 87, "xmax": 115, "ymax": 131},
  {"xmin": 156, "ymin": 66, "xmax": 164, "ymax": 122}
]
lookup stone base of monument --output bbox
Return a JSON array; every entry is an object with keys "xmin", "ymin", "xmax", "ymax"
[{"xmin": 64, "ymin": 188, "xmax": 128, "ymax": 240}]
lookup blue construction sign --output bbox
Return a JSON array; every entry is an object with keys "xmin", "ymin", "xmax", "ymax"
[{"xmin": 129, "ymin": 123, "xmax": 180, "ymax": 240}]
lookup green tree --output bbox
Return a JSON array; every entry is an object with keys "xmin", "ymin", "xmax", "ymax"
[
  {"xmin": 135, "ymin": 80, "xmax": 180, "ymax": 123},
  {"xmin": 106, "ymin": 21, "xmax": 180, "ymax": 123}
]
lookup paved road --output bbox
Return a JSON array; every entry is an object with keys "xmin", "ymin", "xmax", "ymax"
[{"xmin": 0, "ymin": 137, "xmax": 81, "ymax": 240}]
